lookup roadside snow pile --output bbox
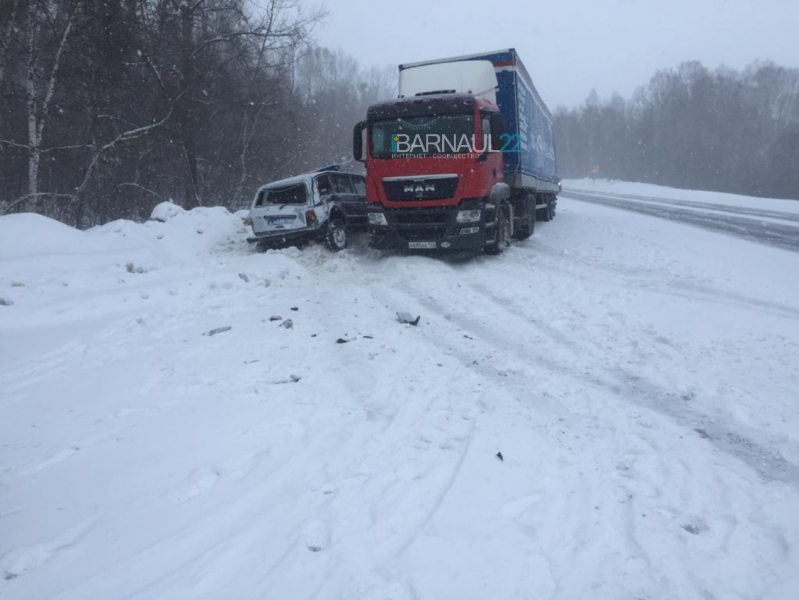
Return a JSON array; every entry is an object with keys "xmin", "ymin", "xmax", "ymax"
[
  {"xmin": 0, "ymin": 213, "xmax": 102, "ymax": 260},
  {"xmin": 149, "ymin": 200, "xmax": 184, "ymax": 222},
  {"xmin": 0, "ymin": 207, "xmax": 249, "ymax": 323},
  {"xmin": 90, "ymin": 205, "xmax": 247, "ymax": 262}
]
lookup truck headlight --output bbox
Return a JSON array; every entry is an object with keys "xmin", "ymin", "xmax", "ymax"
[
  {"xmin": 456, "ymin": 209, "xmax": 481, "ymax": 223},
  {"xmin": 368, "ymin": 212, "xmax": 388, "ymax": 226}
]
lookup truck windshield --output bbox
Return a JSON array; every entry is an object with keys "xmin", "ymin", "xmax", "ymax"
[
  {"xmin": 370, "ymin": 114, "xmax": 476, "ymax": 159},
  {"xmin": 255, "ymin": 182, "xmax": 307, "ymax": 206}
]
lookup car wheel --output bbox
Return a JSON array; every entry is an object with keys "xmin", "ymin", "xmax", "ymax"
[{"xmin": 325, "ymin": 218, "xmax": 348, "ymax": 252}]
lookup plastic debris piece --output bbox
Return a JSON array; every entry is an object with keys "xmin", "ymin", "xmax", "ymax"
[
  {"xmin": 204, "ymin": 326, "xmax": 231, "ymax": 337},
  {"xmin": 281, "ymin": 319, "xmax": 293, "ymax": 329},
  {"xmin": 397, "ymin": 312, "xmax": 421, "ymax": 326},
  {"xmin": 496, "ymin": 451, "xmax": 504, "ymax": 462},
  {"xmin": 336, "ymin": 338, "xmax": 349, "ymax": 344},
  {"xmin": 269, "ymin": 316, "xmax": 282, "ymax": 321}
]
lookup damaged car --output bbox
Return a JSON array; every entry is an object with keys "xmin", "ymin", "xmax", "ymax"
[{"xmin": 246, "ymin": 166, "xmax": 368, "ymax": 251}]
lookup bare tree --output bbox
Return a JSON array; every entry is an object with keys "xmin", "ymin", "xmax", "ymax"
[
  {"xmin": 1, "ymin": 0, "xmax": 392, "ymax": 225},
  {"xmin": 25, "ymin": 0, "xmax": 75, "ymax": 199},
  {"xmin": 0, "ymin": 0, "xmax": 19, "ymax": 92}
]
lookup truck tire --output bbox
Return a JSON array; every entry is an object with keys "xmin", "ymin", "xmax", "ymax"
[
  {"xmin": 537, "ymin": 195, "xmax": 553, "ymax": 222},
  {"xmin": 512, "ymin": 195, "xmax": 536, "ymax": 240},
  {"xmin": 324, "ymin": 217, "xmax": 348, "ymax": 251},
  {"xmin": 550, "ymin": 195, "xmax": 557, "ymax": 219},
  {"xmin": 485, "ymin": 201, "xmax": 510, "ymax": 255}
]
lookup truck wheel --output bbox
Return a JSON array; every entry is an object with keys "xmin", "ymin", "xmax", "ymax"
[
  {"xmin": 550, "ymin": 195, "xmax": 557, "ymax": 219},
  {"xmin": 486, "ymin": 201, "xmax": 510, "ymax": 255},
  {"xmin": 538, "ymin": 195, "xmax": 553, "ymax": 222},
  {"xmin": 325, "ymin": 218, "xmax": 348, "ymax": 251},
  {"xmin": 512, "ymin": 195, "xmax": 536, "ymax": 240}
]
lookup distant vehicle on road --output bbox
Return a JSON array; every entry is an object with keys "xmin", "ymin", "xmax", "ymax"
[{"xmin": 246, "ymin": 166, "xmax": 368, "ymax": 251}]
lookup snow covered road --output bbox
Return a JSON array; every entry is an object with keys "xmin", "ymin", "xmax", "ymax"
[
  {"xmin": 562, "ymin": 180, "xmax": 799, "ymax": 253},
  {"xmin": 1, "ymin": 189, "xmax": 798, "ymax": 599}
]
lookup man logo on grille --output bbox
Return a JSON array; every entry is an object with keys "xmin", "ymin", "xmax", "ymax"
[{"xmin": 404, "ymin": 183, "xmax": 435, "ymax": 197}]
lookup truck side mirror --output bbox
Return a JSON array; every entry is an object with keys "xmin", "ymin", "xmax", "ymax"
[
  {"xmin": 353, "ymin": 121, "xmax": 366, "ymax": 162},
  {"xmin": 490, "ymin": 113, "xmax": 506, "ymax": 152}
]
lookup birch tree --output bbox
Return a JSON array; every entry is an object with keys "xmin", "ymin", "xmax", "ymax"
[{"xmin": 25, "ymin": 0, "xmax": 74, "ymax": 200}]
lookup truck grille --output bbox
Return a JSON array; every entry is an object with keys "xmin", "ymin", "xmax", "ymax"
[
  {"xmin": 382, "ymin": 176, "xmax": 458, "ymax": 201},
  {"xmin": 389, "ymin": 208, "xmax": 451, "ymax": 241}
]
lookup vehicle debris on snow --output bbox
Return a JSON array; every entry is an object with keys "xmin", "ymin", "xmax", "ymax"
[
  {"xmin": 397, "ymin": 312, "xmax": 421, "ymax": 326},
  {"xmin": 203, "ymin": 326, "xmax": 231, "ymax": 336}
]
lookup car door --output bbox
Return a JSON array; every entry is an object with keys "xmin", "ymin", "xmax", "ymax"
[{"xmin": 331, "ymin": 173, "xmax": 368, "ymax": 227}]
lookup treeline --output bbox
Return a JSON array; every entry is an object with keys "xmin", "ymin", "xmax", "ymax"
[
  {"xmin": 553, "ymin": 61, "xmax": 799, "ymax": 200},
  {"xmin": 0, "ymin": 0, "xmax": 394, "ymax": 227}
]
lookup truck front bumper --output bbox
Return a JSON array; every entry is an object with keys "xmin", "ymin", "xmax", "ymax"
[{"xmin": 367, "ymin": 203, "xmax": 489, "ymax": 252}]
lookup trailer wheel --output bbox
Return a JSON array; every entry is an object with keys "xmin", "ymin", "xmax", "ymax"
[
  {"xmin": 486, "ymin": 201, "xmax": 510, "ymax": 255},
  {"xmin": 538, "ymin": 195, "xmax": 553, "ymax": 222},
  {"xmin": 512, "ymin": 195, "xmax": 536, "ymax": 240},
  {"xmin": 324, "ymin": 217, "xmax": 348, "ymax": 252},
  {"xmin": 535, "ymin": 196, "xmax": 552, "ymax": 223}
]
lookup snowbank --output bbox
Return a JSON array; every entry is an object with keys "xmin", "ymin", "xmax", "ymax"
[
  {"xmin": 149, "ymin": 200, "xmax": 185, "ymax": 222},
  {"xmin": 0, "ymin": 213, "xmax": 104, "ymax": 260},
  {"xmin": 0, "ymin": 206, "xmax": 251, "ymax": 326}
]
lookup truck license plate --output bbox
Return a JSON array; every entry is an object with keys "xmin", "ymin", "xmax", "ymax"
[{"xmin": 408, "ymin": 241, "xmax": 436, "ymax": 249}]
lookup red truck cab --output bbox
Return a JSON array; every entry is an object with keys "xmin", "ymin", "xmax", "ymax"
[{"xmin": 354, "ymin": 93, "xmax": 512, "ymax": 253}]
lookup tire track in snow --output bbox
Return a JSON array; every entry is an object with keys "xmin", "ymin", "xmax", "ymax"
[
  {"xmin": 373, "ymin": 270, "xmax": 694, "ymax": 597},
  {"xmin": 315, "ymin": 301, "xmax": 484, "ymax": 561},
  {"xmin": 462, "ymin": 254, "xmax": 799, "ymax": 489},
  {"xmin": 342, "ymin": 253, "xmax": 799, "ymax": 596},
  {"xmin": 379, "ymin": 257, "xmax": 799, "ymax": 490},
  {"xmin": 614, "ymin": 372, "xmax": 799, "ymax": 487},
  {"xmin": 0, "ymin": 519, "xmax": 97, "ymax": 582}
]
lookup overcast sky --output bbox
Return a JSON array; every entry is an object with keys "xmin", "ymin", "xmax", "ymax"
[{"xmin": 313, "ymin": 0, "xmax": 799, "ymax": 109}]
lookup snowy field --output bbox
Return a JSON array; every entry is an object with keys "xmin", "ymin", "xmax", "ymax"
[{"xmin": 1, "ymin": 187, "xmax": 799, "ymax": 600}]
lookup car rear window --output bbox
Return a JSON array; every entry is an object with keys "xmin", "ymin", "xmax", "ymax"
[{"xmin": 256, "ymin": 182, "xmax": 307, "ymax": 206}]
